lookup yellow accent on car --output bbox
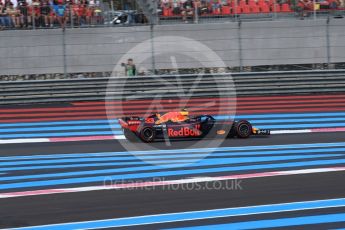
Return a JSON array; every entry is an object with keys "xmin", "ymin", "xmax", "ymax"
[{"xmin": 217, "ymin": 130, "xmax": 226, "ymax": 135}]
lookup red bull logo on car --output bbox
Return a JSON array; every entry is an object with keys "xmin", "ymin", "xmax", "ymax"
[
  {"xmin": 155, "ymin": 111, "xmax": 189, "ymax": 124},
  {"xmin": 168, "ymin": 125, "xmax": 202, "ymax": 137}
]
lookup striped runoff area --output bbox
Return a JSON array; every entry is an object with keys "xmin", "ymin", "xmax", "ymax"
[
  {"xmin": 1, "ymin": 141, "xmax": 345, "ymax": 198},
  {"xmin": 0, "ymin": 94, "xmax": 345, "ymax": 143},
  {"xmin": 10, "ymin": 198, "xmax": 345, "ymax": 229}
]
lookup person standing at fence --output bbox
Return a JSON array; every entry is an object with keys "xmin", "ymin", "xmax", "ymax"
[
  {"xmin": 30, "ymin": 0, "xmax": 41, "ymax": 27},
  {"xmin": 0, "ymin": 2, "xmax": 11, "ymax": 29},
  {"xmin": 40, "ymin": 0, "xmax": 53, "ymax": 27},
  {"xmin": 181, "ymin": 0, "xmax": 194, "ymax": 23},
  {"xmin": 121, "ymin": 59, "xmax": 137, "ymax": 76},
  {"xmin": 0, "ymin": 2, "xmax": 6, "ymax": 29},
  {"xmin": 6, "ymin": 3, "xmax": 20, "ymax": 28},
  {"xmin": 18, "ymin": 0, "xmax": 30, "ymax": 28},
  {"xmin": 53, "ymin": 0, "xmax": 67, "ymax": 29},
  {"xmin": 72, "ymin": 3, "xmax": 84, "ymax": 26},
  {"xmin": 85, "ymin": 5, "xmax": 93, "ymax": 25}
]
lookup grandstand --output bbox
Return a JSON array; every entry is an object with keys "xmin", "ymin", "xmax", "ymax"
[{"xmin": 0, "ymin": 0, "xmax": 344, "ymax": 30}]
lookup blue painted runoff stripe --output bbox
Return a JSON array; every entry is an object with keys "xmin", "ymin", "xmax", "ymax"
[
  {"xmin": 0, "ymin": 112, "xmax": 344, "ymax": 129},
  {"xmin": 2, "ymin": 146, "xmax": 345, "ymax": 167},
  {"xmin": 1, "ymin": 142, "xmax": 344, "ymax": 161},
  {"xmin": 12, "ymin": 198, "xmax": 345, "ymax": 230},
  {"xmin": 1, "ymin": 117, "xmax": 345, "ymax": 134},
  {"xmin": 2, "ymin": 158, "xmax": 345, "ymax": 190},
  {"xmin": 0, "ymin": 154, "xmax": 338, "ymax": 182},
  {"xmin": 165, "ymin": 213, "xmax": 345, "ymax": 230},
  {"xmin": 0, "ymin": 112, "xmax": 344, "ymax": 136},
  {"xmin": 1, "ymin": 121, "xmax": 343, "ymax": 137},
  {"xmin": 0, "ymin": 112, "xmax": 344, "ymax": 128},
  {"xmin": 1, "ymin": 147, "xmax": 344, "ymax": 172}
]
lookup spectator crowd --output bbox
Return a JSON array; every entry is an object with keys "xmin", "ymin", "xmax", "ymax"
[
  {"xmin": 0, "ymin": 0, "xmax": 343, "ymax": 29},
  {"xmin": 159, "ymin": 0, "xmax": 343, "ymax": 22},
  {"xmin": 0, "ymin": 0, "xmax": 103, "ymax": 29}
]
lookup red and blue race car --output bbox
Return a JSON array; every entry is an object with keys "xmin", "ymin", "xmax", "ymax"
[{"xmin": 118, "ymin": 111, "xmax": 270, "ymax": 143}]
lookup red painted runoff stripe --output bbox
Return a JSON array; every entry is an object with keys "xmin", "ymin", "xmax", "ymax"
[
  {"xmin": 236, "ymin": 107, "xmax": 345, "ymax": 114},
  {"xmin": 311, "ymin": 127, "xmax": 345, "ymax": 132},
  {"xmin": 72, "ymin": 97, "xmax": 235, "ymax": 106},
  {"xmin": 2, "ymin": 98, "xmax": 345, "ymax": 114},
  {"xmin": 0, "ymin": 101, "xmax": 235, "ymax": 114},
  {"xmin": 0, "ymin": 94, "xmax": 345, "ymax": 114},
  {"xmin": 2, "ymin": 107, "xmax": 345, "ymax": 123},
  {"xmin": 0, "ymin": 107, "xmax": 232, "ymax": 119},
  {"xmin": 0, "ymin": 99, "xmax": 344, "ymax": 116},
  {"xmin": 0, "ymin": 101, "xmax": 345, "ymax": 118},
  {"xmin": 0, "ymin": 111, "xmax": 233, "ymax": 123},
  {"xmin": 72, "ymin": 94, "xmax": 345, "ymax": 106}
]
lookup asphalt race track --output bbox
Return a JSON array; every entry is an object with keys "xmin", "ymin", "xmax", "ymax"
[
  {"xmin": 0, "ymin": 93, "xmax": 345, "ymax": 229},
  {"xmin": 0, "ymin": 132, "xmax": 345, "ymax": 229}
]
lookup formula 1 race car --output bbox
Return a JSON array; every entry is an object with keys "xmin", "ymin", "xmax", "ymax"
[{"xmin": 118, "ymin": 110, "xmax": 270, "ymax": 143}]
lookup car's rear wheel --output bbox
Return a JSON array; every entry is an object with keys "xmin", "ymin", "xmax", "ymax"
[
  {"xmin": 235, "ymin": 120, "xmax": 252, "ymax": 138},
  {"xmin": 139, "ymin": 126, "xmax": 156, "ymax": 143}
]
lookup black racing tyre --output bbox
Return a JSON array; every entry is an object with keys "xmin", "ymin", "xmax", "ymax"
[
  {"xmin": 123, "ymin": 129, "xmax": 139, "ymax": 142},
  {"xmin": 235, "ymin": 120, "xmax": 252, "ymax": 138},
  {"xmin": 139, "ymin": 126, "xmax": 156, "ymax": 143}
]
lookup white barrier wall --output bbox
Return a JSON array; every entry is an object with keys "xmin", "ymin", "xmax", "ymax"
[{"xmin": 1, "ymin": 18, "xmax": 344, "ymax": 75}]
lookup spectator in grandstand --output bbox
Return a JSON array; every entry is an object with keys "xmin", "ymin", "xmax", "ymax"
[
  {"xmin": 0, "ymin": 2, "xmax": 12, "ymax": 28},
  {"xmin": 194, "ymin": 0, "xmax": 206, "ymax": 22},
  {"xmin": 181, "ymin": 0, "xmax": 194, "ymax": 22},
  {"xmin": 329, "ymin": 0, "xmax": 340, "ymax": 8},
  {"xmin": 122, "ymin": 58, "xmax": 137, "ymax": 76},
  {"xmin": 194, "ymin": 0, "xmax": 201, "ymax": 14},
  {"xmin": 30, "ymin": 0, "xmax": 41, "ymax": 27},
  {"xmin": 72, "ymin": 3, "xmax": 84, "ymax": 26},
  {"xmin": 200, "ymin": 0, "xmax": 210, "ymax": 13},
  {"xmin": 53, "ymin": 0, "xmax": 67, "ymax": 29},
  {"xmin": 329, "ymin": 0, "xmax": 340, "ymax": 14},
  {"xmin": 171, "ymin": 0, "xmax": 181, "ymax": 15},
  {"xmin": 211, "ymin": 0, "xmax": 221, "ymax": 13},
  {"xmin": 17, "ymin": 0, "xmax": 30, "ymax": 28},
  {"xmin": 40, "ymin": 0, "xmax": 53, "ymax": 27},
  {"xmin": 0, "ymin": 2, "xmax": 4, "ymax": 29},
  {"xmin": 6, "ymin": 3, "xmax": 20, "ymax": 27},
  {"xmin": 4, "ymin": 0, "xmax": 12, "ymax": 7},
  {"xmin": 85, "ymin": 4, "xmax": 93, "ymax": 25},
  {"xmin": 93, "ymin": 5, "xmax": 102, "ymax": 24}
]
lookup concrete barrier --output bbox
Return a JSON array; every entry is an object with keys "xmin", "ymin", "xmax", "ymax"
[{"xmin": 1, "ymin": 18, "xmax": 345, "ymax": 76}]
